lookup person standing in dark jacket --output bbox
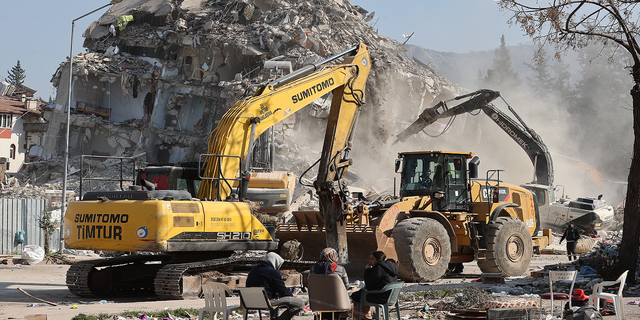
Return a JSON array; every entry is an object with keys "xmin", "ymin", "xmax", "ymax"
[
  {"xmin": 560, "ymin": 223, "xmax": 580, "ymax": 261},
  {"xmin": 351, "ymin": 251, "xmax": 399, "ymax": 320},
  {"xmin": 246, "ymin": 252, "xmax": 304, "ymax": 320}
]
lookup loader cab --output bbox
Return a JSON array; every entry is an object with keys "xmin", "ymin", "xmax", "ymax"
[{"xmin": 397, "ymin": 151, "xmax": 473, "ymax": 212}]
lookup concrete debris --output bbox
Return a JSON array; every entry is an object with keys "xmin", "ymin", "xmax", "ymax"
[
  {"xmin": 3, "ymin": 154, "xmax": 137, "ymax": 207},
  {"xmin": 575, "ymin": 231, "xmax": 625, "ymax": 280},
  {"xmin": 20, "ymin": 0, "xmax": 464, "ymax": 213},
  {"xmin": 44, "ymin": 0, "xmax": 461, "ymax": 173}
]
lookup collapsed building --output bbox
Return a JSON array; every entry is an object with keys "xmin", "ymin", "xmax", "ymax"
[{"xmin": 41, "ymin": 0, "xmax": 461, "ymax": 195}]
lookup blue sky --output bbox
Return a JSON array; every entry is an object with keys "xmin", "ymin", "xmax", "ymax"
[
  {"xmin": 0, "ymin": 1, "xmax": 530, "ymax": 100},
  {"xmin": 349, "ymin": 0, "xmax": 531, "ymax": 52}
]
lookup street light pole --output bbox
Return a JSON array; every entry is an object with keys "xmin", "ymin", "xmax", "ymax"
[{"xmin": 60, "ymin": 1, "xmax": 122, "ymax": 252}]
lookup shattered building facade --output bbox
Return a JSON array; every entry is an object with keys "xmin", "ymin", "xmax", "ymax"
[
  {"xmin": 0, "ymin": 83, "xmax": 45, "ymax": 176},
  {"xmin": 46, "ymin": 0, "xmax": 462, "ymax": 175}
]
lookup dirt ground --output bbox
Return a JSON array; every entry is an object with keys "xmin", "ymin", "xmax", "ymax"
[{"xmin": 1, "ymin": 250, "xmax": 640, "ymax": 320}]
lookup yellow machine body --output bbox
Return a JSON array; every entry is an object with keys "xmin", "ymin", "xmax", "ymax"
[
  {"xmin": 277, "ymin": 150, "xmax": 552, "ymax": 280},
  {"xmin": 65, "ymin": 199, "xmax": 276, "ymax": 252}
]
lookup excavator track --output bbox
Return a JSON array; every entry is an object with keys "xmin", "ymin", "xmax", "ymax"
[
  {"xmin": 66, "ymin": 260, "xmax": 95, "ymax": 297},
  {"xmin": 155, "ymin": 257, "xmax": 315, "ymax": 299},
  {"xmin": 67, "ymin": 255, "xmax": 314, "ymax": 299},
  {"xmin": 66, "ymin": 254, "xmax": 171, "ymax": 298},
  {"xmin": 154, "ymin": 256, "xmax": 256, "ymax": 299}
]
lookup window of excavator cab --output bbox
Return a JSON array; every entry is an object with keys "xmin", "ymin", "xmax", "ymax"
[
  {"xmin": 401, "ymin": 154, "xmax": 438, "ymax": 192},
  {"xmin": 446, "ymin": 157, "xmax": 465, "ymax": 185},
  {"xmin": 533, "ymin": 188, "xmax": 547, "ymax": 206},
  {"xmin": 177, "ymin": 178, "xmax": 202, "ymax": 198}
]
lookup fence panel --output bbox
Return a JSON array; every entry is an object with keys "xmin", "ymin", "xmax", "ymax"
[{"xmin": 0, "ymin": 199, "xmax": 57, "ymax": 255}]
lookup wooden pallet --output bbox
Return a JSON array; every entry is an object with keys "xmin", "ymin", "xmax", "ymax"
[{"xmin": 445, "ymin": 308, "xmax": 486, "ymax": 319}]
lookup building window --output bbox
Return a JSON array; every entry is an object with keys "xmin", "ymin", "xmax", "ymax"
[
  {"xmin": 0, "ymin": 114, "xmax": 11, "ymax": 128},
  {"xmin": 10, "ymin": 144, "xmax": 16, "ymax": 160}
]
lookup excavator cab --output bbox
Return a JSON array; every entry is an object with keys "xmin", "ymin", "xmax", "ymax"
[{"xmin": 398, "ymin": 151, "xmax": 472, "ymax": 212}]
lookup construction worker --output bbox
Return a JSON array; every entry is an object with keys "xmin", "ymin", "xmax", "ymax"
[{"xmin": 559, "ymin": 223, "xmax": 580, "ymax": 261}]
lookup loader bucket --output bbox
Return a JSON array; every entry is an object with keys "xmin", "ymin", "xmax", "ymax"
[{"xmin": 276, "ymin": 224, "xmax": 378, "ymax": 278}]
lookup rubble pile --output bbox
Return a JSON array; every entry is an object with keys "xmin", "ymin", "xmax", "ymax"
[
  {"xmin": 41, "ymin": 0, "xmax": 461, "ymax": 196},
  {"xmin": 577, "ymin": 231, "xmax": 623, "ymax": 279},
  {"xmin": 13, "ymin": 0, "xmax": 465, "ymax": 205},
  {"xmin": 4, "ymin": 155, "xmax": 138, "ymax": 201}
]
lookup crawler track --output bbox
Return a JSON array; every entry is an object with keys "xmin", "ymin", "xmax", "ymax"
[{"xmin": 66, "ymin": 255, "xmax": 313, "ymax": 300}]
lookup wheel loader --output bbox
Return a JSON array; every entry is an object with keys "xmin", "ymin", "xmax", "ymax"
[
  {"xmin": 276, "ymin": 151, "xmax": 553, "ymax": 281},
  {"xmin": 395, "ymin": 89, "xmax": 614, "ymax": 233}
]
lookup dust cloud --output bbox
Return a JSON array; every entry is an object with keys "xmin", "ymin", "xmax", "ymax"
[
  {"xmin": 276, "ymin": 43, "xmax": 630, "ymax": 209},
  {"xmin": 350, "ymin": 80, "xmax": 628, "ymax": 206}
]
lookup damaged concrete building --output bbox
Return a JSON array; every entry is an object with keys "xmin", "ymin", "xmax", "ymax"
[
  {"xmin": 0, "ymin": 83, "xmax": 46, "ymax": 177},
  {"xmin": 44, "ymin": 0, "xmax": 461, "ymax": 188}
]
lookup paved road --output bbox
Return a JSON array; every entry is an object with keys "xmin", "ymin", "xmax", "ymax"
[{"xmin": 1, "ymin": 255, "xmax": 639, "ymax": 320}]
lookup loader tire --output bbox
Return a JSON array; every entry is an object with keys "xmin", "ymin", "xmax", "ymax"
[
  {"xmin": 477, "ymin": 217, "xmax": 532, "ymax": 276},
  {"xmin": 392, "ymin": 217, "xmax": 451, "ymax": 281}
]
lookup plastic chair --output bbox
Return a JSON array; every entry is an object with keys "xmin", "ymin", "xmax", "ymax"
[
  {"xmin": 307, "ymin": 274, "xmax": 351, "ymax": 320},
  {"xmin": 237, "ymin": 287, "xmax": 286, "ymax": 320},
  {"xmin": 358, "ymin": 282, "xmax": 404, "ymax": 320},
  {"xmin": 199, "ymin": 283, "xmax": 241, "ymax": 320},
  {"xmin": 539, "ymin": 270, "xmax": 577, "ymax": 317},
  {"xmin": 591, "ymin": 270, "xmax": 628, "ymax": 320}
]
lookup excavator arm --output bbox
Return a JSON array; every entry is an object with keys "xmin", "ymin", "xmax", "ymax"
[
  {"xmin": 197, "ymin": 43, "xmax": 370, "ymax": 200},
  {"xmin": 197, "ymin": 43, "xmax": 371, "ymax": 262},
  {"xmin": 394, "ymin": 89, "xmax": 554, "ymax": 186}
]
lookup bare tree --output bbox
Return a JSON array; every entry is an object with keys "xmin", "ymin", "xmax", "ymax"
[{"xmin": 498, "ymin": 0, "xmax": 639, "ymax": 282}]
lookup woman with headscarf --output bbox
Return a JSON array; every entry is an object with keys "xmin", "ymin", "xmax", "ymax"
[
  {"xmin": 246, "ymin": 252, "xmax": 305, "ymax": 320},
  {"xmin": 310, "ymin": 247, "xmax": 349, "ymax": 287}
]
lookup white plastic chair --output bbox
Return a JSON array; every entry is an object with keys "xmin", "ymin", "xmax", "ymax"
[
  {"xmin": 591, "ymin": 270, "xmax": 628, "ymax": 320},
  {"xmin": 199, "ymin": 283, "xmax": 241, "ymax": 320},
  {"xmin": 540, "ymin": 270, "xmax": 577, "ymax": 318}
]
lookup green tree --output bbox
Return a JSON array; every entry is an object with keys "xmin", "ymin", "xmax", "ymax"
[
  {"xmin": 38, "ymin": 211, "xmax": 55, "ymax": 254},
  {"xmin": 524, "ymin": 46, "xmax": 552, "ymax": 100},
  {"xmin": 550, "ymin": 57, "xmax": 574, "ymax": 102},
  {"xmin": 500, "ymin": 0, "xmax": 640, "ymax": 283},
  {"xmin": 7, "ymin": 60, "xmax": 26, "ymax": 87},
  {"xmin": 571, "ymin": 45, "xmax": 632, "ymax": 179},
  {"xmin": 477, "ymin": 35, "xmax": 523, "ymax": 91}
]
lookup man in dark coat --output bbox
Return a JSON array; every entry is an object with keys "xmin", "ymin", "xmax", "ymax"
[
  {"xmin": 560, "ymin": 223, "xmax": 581, "ymax": 261},
  {"xmin": 246, "ymin": 252, "xmax": 304, "ymax": 320}
]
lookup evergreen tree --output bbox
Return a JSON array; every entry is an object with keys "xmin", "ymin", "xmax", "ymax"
[
  {"xmin": 572, "ymin": 45, "xmax": 632, "ymax": 177},
  {"xmin": 550, "ymin": 57, "xmax": 574, "ymax": 101},
  {"xmin": 477, "ymin": 35, "xmax": 523, "ymax": 91},
  {"xmin": 7, "ymin": 60, "xmax": 26, "ymax": 87},
  {"xmin": 524, "ymin": 46, "xmax": 552, "ymax": 100}
]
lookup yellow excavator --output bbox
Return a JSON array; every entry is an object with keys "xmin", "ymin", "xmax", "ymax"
[{"xmin": 64, "ymin": 43, "xmax": 371, "ymax": 299}]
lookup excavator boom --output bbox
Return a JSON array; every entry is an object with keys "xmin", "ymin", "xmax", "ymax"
[
  {"xmin": 394, "ymin": 89, "xmax": 554, "ymax": 186},
  {"xmin": 198, "ymin": 44, "xmax": 371, "ymax": 202}
]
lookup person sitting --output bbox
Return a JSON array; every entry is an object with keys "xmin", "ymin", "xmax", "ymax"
[
  {"xmin": 350, "ymin": 251, "xmax": 399, "ymax": 320},
  {"xmin": 310, "ymin": 247, "xmax": 349, "ymax": 287},
  {"xmin": 246, "ymin": 252, "xmax": 304, "ymax": 320},
  {"xmin": 309, "ymin": 248, "xmax": 350, "ymax": 320}
]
